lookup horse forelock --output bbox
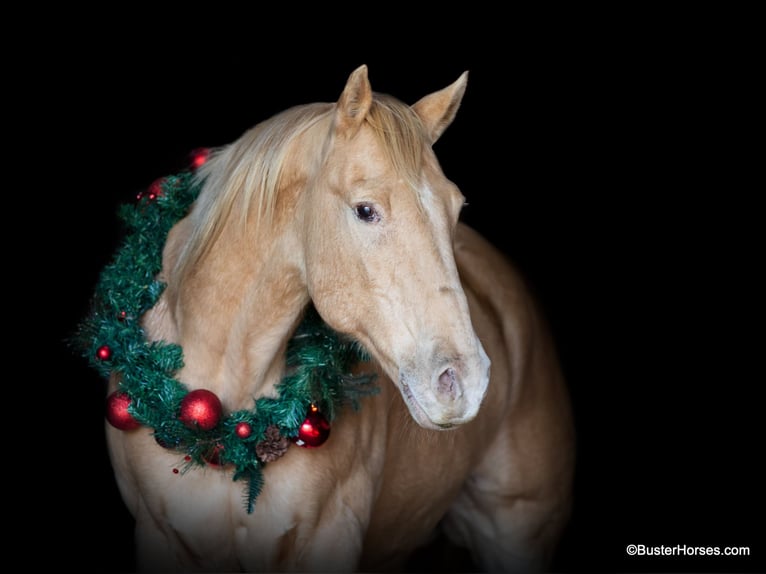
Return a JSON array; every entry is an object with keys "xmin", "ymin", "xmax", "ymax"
[
  {"xmin": 365, "ymin": 94, "xmax": 427, "ymax": 192},
  {"xmin": 170, "ymin": 93, "xmax": 429, "ymax": 282}
]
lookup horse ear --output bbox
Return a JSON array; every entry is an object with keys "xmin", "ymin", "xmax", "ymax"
[
  {"xmin": 335, "ymin": 65, "xmax": 373, "ymax": 138},
  {"xmin": 412, "ymin": 71, "xmax": 468, "ymax": 143}
]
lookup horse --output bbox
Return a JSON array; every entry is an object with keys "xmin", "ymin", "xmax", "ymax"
[{"xmin": 84, "ymin": 65, "xmax": 575, "ymax": 572}]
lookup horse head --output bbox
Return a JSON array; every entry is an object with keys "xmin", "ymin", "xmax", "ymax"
[{"xmin": 302, "ymin": 66, "xmax": 491, "ymax": 430}]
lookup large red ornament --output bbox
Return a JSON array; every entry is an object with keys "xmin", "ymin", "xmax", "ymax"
[
  {"xmin": 178, "ymin": 389, "xmax": 223, "ymax": 431},
  {"xmin": 105, "ymin": 391, "xmax": 141, "ymax": 430},
  {"xmin": 293, "ymin": 404, "xmax": 330, "ymax": 448}
]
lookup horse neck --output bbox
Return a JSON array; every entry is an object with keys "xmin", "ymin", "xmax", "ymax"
[{"xmin": 148, "ymin": 213, "xmax": 310, "ymax": 410}]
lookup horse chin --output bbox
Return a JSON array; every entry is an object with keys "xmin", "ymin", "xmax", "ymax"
[{"xmin": 398, "ymin": 382, "xmax": 474, "ymax": 431}]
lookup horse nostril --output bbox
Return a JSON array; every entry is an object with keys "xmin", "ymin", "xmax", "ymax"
[{"xmin": 437, "ymin": 367, "xmax": 457, "ymax": 398}]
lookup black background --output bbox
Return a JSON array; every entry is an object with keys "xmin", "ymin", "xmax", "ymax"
[{"xmin": 38, "ymin": 8, "xmax": 761, "ymax": 573}]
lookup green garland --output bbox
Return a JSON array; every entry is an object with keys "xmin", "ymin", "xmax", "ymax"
[{"xmin": 74, "ymin": 160, "xmax": 377, "ymax": 513}]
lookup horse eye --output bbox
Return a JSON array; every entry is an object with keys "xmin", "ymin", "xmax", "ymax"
[{"xmin": 354, "ymin": 203, "xmax": 379, "ymax": 223}]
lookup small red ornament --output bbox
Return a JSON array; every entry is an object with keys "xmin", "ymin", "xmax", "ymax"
[
  {"xmin": 189, "ymin": 147, "xmax": 210, "ymax": 169},
  {"xmin": 105, "ymin": 391, "xmax": 141, "ymax": 430},
  {"xmin": 136, "ymin": 178, "xmax": 165, "ymax": 201},
  {"xmin": 235, "ymin": 421, "xmax": 252, "ymax": 439},
  {"xmin": 178, "ymin": 389, "xmax": 223, "ymax": 431},
  {"xmin": 96, "ymin": 345, "xmax": 112, "ymax": 361},
  {"xmin": 293, "ymin": 404, "xmax": 330, "ymax": 448},
  {"xmin": 203, "ymin": 443, "xmax": 225, "ymax": 467}
]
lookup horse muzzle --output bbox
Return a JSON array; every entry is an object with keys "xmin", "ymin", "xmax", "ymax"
[{"xmin": 398, "ymin": 347, "xmax": 491, "ymax": 430}]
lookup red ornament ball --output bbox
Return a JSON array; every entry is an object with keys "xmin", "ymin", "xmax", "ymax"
[
  {"xmin": 203, "ymin": 443, "xmax": 225, "ymax": 467},
  {"xmin": 189, "ymin": 147, "xmax": 210, "ymax": 169},
  {"xmin": 178, "ymin": 389, "xmax": 223, "ymax": 431},
  {"xmin": 96, "ymin": 345, "xmax": 112, "ymax": 361},
  {"xmin": 235, "ymin": 421, "xmax": 252, "ymax": 439},
  {"xmin": 137, "ymin": 178, "xmax": 165, "ymax": 201},
  {"xmin": 105, "ymin": 391, "xmax": 141, "ymax": 431},
  {"xmin": 293, "ymin": 405, "xmax": 330, "ymax": 448}
]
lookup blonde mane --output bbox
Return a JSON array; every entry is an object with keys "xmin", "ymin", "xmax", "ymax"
[{"xmin": 172, "ymin": 93, "xmax": 427, "ymax": 281}]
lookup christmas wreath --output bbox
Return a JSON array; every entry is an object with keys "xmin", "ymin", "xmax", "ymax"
[{"xmin": 74, "ymin": 149, "xmax": 377, "ymax": 512}]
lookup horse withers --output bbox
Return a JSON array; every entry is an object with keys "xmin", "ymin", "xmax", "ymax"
[{"xmin": 89, "ymin": 65, "xmax": 575, "ymax": 572}]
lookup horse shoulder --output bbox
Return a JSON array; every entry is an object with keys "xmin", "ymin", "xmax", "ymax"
[{"xmin": 452, "ymin": 223, "xmax": 575, "ymax": 563}]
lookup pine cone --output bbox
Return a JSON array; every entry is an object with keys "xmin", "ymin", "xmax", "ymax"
[{"xmin": 255, "ymin": 425, "xmax": 290, "ymax": 463}]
